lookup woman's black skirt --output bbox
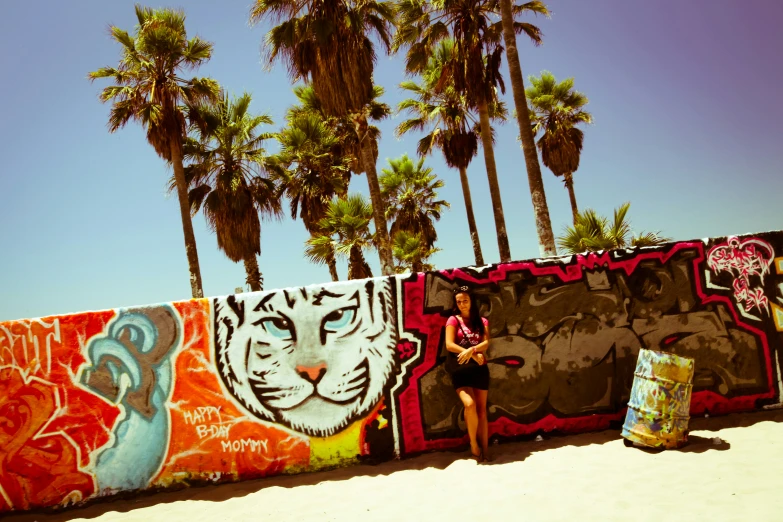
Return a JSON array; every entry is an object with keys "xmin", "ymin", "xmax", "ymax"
[{"xmin": 448, "ymin": 359, "xmax": 490, "ymax": 390}]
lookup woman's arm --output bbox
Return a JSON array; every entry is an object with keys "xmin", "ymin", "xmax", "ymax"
[
  {"xmin": 449, "ymin": 323, "xmax": 480, "ymax": 365},
  {"xmin": 460, "ymin": 341, "xmax": 487, "ymax": 364},
  {"xmin": 459, "ymin": 324, "xmax": 489, "ymax": 364},
  {"xmin": 469, "ymin": 323, "xmax": 491, "ymax": 364},
  {"xmin": 471, "ymin": 340, "xmax": 489, "ymax": 354},
  {"xmin": 445, "ymin": 325, "xmax": 469, "ymax": 355}
]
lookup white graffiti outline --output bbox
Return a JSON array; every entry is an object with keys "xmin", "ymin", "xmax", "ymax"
[
  {"xmin": 0, "ymin": 483, "xmax": 12, "ymax": 511},
  {"xmin": 762, "ymin": 351, "xmax": 783, "ymax": 410},
  {"xmin": 707, "ymin": 236, "xmax": 774, "ymax": 316},
  {"xmin": 0, "ymin": 318, "xmax": 61, "ymax": 379},
  {"xmin": 390, "ymin": 275, "xmax": 423, "ymax": 458},
  {"xmin": 704, "ymin": 269, "xmax": 761, "ymax": 322}
]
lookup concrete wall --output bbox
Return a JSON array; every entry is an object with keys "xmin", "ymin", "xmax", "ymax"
[{"xmin": 2, "ymin": 231, "xmax": 783, "ymax": 513}]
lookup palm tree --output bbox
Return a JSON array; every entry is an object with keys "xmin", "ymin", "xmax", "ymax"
[
  {"xmin": 392, "ymin": 231, "xmax": 440, "ymax": 273},
  {"xmin": 496, "ymin": 0, "xmax": 557, "ymax": 257},
  {"xmin": 557, "ymin": 202, "xmax": 671, "ymax": 254},
  {"xmin": 380, "ymin": 154, "xmax": 449, "ymax": 253},
  {"xmin": 182, "ymin": 92, "xmax": 282, "ymax": 291},
  {"xmin": 250, "ymin": 0, "xmax": 397, "ymax": 276},
  {"xmin": 306, "ymin": 195, "xmax": 375, "ymax": 280},
  {"xmin": 394, "ymin": 0, "xmax": 513, "ymax": 262},
  {"xmin": 89, "ymin": 6, "xmax": 220, "ymax": 298},
  {"xmin": 285, "ymin": 84, "xmax": 391, "ymax": 180},
  {"xmin": 527, "ymin": 71, "xmax": 593, "ymax": 223},
  {"xmin": 397, "ymin": 39, "xmax": 505, "ymax": 266},
  {"xmin": 274, "ymin": 109, "xmax": 351, "ymax": 281}
]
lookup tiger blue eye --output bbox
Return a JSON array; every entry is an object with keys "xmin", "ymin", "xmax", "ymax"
[
  {"xmin": 324, "ymin": 308, "xmax": 355, "ymax": 331},
  {"xmin": 261, "ymin": 318, "xmax": 292, "ymax": 339}
]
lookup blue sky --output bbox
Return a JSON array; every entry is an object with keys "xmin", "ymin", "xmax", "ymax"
[{"xmin": 1, "ymin": 0, "xmax": 782, "ymax": 322}]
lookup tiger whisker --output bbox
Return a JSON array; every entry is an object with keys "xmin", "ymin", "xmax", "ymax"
[
  {"xmin": 341, "ymin": 381, "xmax": 366, "ymax": 392},
  {"xmin": 367, "ymin": 346, "xmax": 384, "ymax": 359},
  {"xmin": 250, "ymin": 382, "xmax": 304, "ymax": 396},
  {"xmin": 258, "ymin": 391, "xmax": 293, "ymax": 399},
  {"xmin": 345, "ymin": 369, "xmax": 368, "ymax": 385},
  {"xmin": 340, "ymin": 382, "xmax": 367, "ymax": 395}
]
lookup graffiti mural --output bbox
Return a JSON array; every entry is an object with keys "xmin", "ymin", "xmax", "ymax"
[
  {"xmin": 1, "ymin": 231, "xmax": 782, "ymax": 514},
  {"xmin": 392, "ymin": 240, "xmax": 778, "ymax": 454}
]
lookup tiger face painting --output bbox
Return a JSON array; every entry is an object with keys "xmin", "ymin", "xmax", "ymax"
[{"xmin": 214, "ymin": 278, "xmax": 398, "ymax": 437}]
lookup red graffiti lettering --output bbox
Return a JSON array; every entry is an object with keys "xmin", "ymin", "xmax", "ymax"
[{"xmin": 0, "ymin": 367, "xmax": 94, "ymax": 511}]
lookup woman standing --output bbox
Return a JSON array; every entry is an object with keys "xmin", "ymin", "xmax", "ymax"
[{"xmin": 444, "ymin": 285, "xmax": 491, "ymax": 462}]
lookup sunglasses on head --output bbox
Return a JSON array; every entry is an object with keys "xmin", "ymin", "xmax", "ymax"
[{"xmin": 453, "ymin": 285, "xmax": 470, "ymax": 293}]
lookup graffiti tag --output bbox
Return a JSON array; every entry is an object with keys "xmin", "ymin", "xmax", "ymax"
[{"xmin": 708, "ymin": 236, "xmax": 774, "ymax": 314}]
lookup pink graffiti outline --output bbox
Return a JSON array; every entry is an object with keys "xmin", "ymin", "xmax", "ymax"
[
  {"xmin": 397, "ymin": 242, "xmax": 776, "ymax": 454},
  {"xmin": 707, "ymin": 236, "xmax": 774, "ymax": 314}
]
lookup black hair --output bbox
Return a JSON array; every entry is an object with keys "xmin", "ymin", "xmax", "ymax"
[{"xmin": 452, "ymin": 285, "xmax": 485, "ymax": 336}]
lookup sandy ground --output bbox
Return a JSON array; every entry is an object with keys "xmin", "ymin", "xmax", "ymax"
[{"xmin": 6, "ymin": 409, "xmax": 783, "ymax": 522}]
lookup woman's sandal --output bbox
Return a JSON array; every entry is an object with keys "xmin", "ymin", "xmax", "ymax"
[{"xmin": 470, "ymin": 448, "xmax": 482, "ymax": 462}]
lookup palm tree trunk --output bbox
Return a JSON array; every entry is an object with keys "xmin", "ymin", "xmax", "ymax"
[
  {"xmin": 348, "ymin": 246, "xmax": 373, "ymax": 280},
  {"xmin": 357, "ymin": 119, "xmax": 394, "ymax": 277},
  {"xmin": 307, "ymin": 223, "xmax": 340, "ymax": 281},
  {"xmin": 243, "ymin": 255, "xmax": 263, "ymax": 292},
  {"xmin": 498, "ymin": 0, "xmax": 557, "ymax": 257},
  {"xmin": 563, "ymin": 172, "xmax": 579, "ymax": 224},
  {"xmin": 458, "ymin": 166, "xmax": 485, "ymax": 266},
  {"xmin": 477, "ymin": 99, "xmax": 512, "ymax": 263},
  {"xmin": 170, "ymin": 144, "xmax": 204, "ymax": 298},
  {"xmin": 326, "ymin": 252, "xmax": 340, "ymax": 282}
]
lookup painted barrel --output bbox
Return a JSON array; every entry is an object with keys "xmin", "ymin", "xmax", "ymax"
[{"xmin": 621, "ymin": 348, "xmax": 695, "ymax": 449}]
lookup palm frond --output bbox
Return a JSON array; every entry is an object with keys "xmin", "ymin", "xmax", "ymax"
[
  {"xmin": 631, "ymin": 231, "xmax": 672, "ymax": 248},
  {"xmin": 182, "ymin": 37, "xmax": 214, "ymax": 66},
  {"xmin": 305, "ymin": 234, "xmax": 340, "ymax": 265},
  {"xmin": 187, "ymin": 184, "xmax": 213, "ymax": 216},
  {"xmin": 557, "ymin": 203, "xmax": 669, "ymax": 254}
]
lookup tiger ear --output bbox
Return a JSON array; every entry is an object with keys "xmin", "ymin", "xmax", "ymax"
[
  {"xmin": 214, "ymin": 295, "xmax": 246, "ymax": 353},
  {"xmin": 220, "ymin": 295, "xmax": 246, "ymax": 327}
]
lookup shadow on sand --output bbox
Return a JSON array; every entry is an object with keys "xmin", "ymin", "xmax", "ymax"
[
  {"xmin": 5, "ymin": 408, "xmax": 783, "ymax": 522},
  {"xmin": 621, "ymin": 434, "xmax": 731, "ymax": 455}
]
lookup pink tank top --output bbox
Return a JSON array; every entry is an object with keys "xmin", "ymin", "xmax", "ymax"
[{"xmin": 446, "ymin": 315, "xmax": 488, "ymax": 347}]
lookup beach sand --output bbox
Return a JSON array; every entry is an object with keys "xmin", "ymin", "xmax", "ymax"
[{"xmin": 6, "ymin": 409, "xmax": 783, "ymax": 522}]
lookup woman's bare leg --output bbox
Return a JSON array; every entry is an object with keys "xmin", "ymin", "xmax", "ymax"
[
  {"xmin": 457, "ymin": 387, "xmax": 480, "ymax": 457},
  {"xmin": 474, "ymin": 389, "xmax": 489, "ymax": 459}
]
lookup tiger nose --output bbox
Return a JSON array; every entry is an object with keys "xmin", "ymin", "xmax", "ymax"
[{"xmin": 296, "ymin": 363, "xmax": 327, "ymax": 384}]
